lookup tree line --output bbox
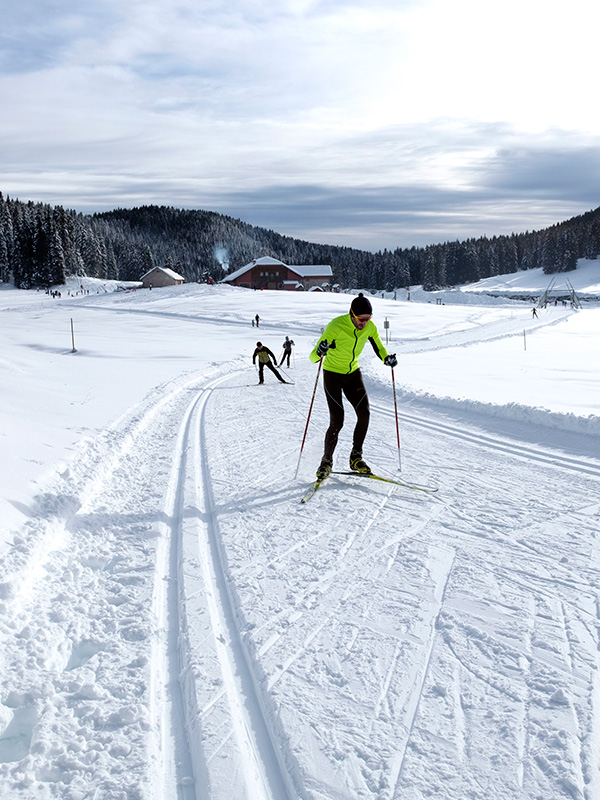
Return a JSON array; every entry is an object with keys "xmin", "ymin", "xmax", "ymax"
[{"xmin": 1, "ymin": 191, "xmax": 600, "ymax": 291}]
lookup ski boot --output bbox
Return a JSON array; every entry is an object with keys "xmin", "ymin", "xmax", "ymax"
[
  {"xmin": 349, "ymin": 449, "xmax": 371, "ymax": 474},
  {"xmin": 316, "ymin": 457, "xmax": 333, "ymax": 481}
]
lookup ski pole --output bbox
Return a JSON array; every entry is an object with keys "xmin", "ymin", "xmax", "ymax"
[
  {"xmin": 294, "ymin": 357, "xmax": 323, "ymax": 478},
  {"xmin": 391, "ymin": 367, "xmax": 402, "ymax": 471}
]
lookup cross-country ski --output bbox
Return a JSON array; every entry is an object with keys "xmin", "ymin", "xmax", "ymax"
[{"xmin": 331, "ymin": 470, "xmax": 438, "ymax": 493}]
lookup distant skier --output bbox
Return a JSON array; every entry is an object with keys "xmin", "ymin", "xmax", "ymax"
[
  {"xmin": 309, "ymin": 293, "xmax": 397, "ymax": 480},
  {"xmin": 252, "ymin": 342, "xmax": 287, "ymax": 385},
  {"xmin": 280, "ymin": 336, "xmax": 295, "ymax": 367},
  {"xmin": 255, "ymin": 314, "xmax": 260, "ymax": 328},
  {"xmin": 532, "ymin": 307, "xmax": 538, "ymax": 318}
]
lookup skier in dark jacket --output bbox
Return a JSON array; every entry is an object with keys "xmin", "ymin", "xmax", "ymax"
[
  {"xmin": 309, "ymin": 293, "xmax": 397, "ymax": 479},
  {"xmin": 252, "ymin": 342, "xmax": 287, "ymax": 384},
  {"xmin": 280, "ymin": 336, "xmax": 295, "ymax": 367}
]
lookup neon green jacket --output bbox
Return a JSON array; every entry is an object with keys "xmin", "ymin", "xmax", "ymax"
[{"xmin": 309, "ymin": 313, "xmax": 389, "ymax": 374}]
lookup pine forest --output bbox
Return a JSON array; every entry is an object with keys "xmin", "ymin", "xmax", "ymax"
[{"xmin": 1, "ymin": 192, "xmax": 600, "ymax": 291}]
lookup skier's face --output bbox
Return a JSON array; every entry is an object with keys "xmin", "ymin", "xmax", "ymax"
[{"xmin": 351, "ymin": 311, "xmax": 371, "ymax": 330}]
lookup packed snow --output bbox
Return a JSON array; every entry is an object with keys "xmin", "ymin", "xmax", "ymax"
[{"xmin": 0, "ymin": 265, "xmax": 599, "ymax": 800}]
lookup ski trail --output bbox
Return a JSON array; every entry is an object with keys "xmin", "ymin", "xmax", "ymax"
[
  {"xmin": 371, "ymin": 401, "xmax": 600, "ymax": 479},
  {"xmin": 3, "ymin": 336, "xmax": 599, "ymax": 800},
  {"xmin": 0, "ymin": 370, "xmax": 224, "ymax": 799},
  {"xmin": 175, "ymin": 374, "xmax": 297, "ymax": 800},
  {"xmin": 396, "ymin": 306, "xmax": 573, "ymax": 353},
  {"xmin": 388, "ymin": 545, "xmax": 456, "ymax": 799},
  {"xmin": 0, "ymin": 365, "xmax": 275, "ymax": 800},
  {"xmin": 150, "ymin": 387, "xmax": 207, "ymax": 800}
]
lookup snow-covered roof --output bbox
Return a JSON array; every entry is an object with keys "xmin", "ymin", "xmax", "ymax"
[
  {"xmin": 221, "ymin": 258, "xmax": 332, "ymax": 283},
  {"xmin": 220, "ymin": 257, "xmax": 286, "ymax": 283},
  {"xmin": 293, "ymin": 265, "xmax": 332, "ymax": 278},
  {"xmin": 252, "ymin": 256, "xmax": 286, "ymax": 266},
  {"xmin": 141, "ymin": 266, "xmax": 185, "ymax": 281}
]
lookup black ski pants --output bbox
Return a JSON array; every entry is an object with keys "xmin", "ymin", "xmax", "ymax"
[
  {"xmin": 258, "ymin": 361, "xmax": 285, "ymax": 383},
  {"xmin": 322, "ymin": 369, "xmax": 369, "ymax": 460}
]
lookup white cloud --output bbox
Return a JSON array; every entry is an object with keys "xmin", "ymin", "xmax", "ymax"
[{"xmin": 1, "ymin": 0, "xmax": 599, "ymax": 249}]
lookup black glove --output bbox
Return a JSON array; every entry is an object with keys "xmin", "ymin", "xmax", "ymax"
[
  {"xmin": 384, "ymin": 354, "xmax": 398, "ymax": 368},
  {"xmin": 317, "ymin": 340, "xmax": 330, "ymax": 357}
]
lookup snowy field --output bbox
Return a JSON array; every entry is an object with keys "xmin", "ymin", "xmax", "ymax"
[{"xmin": 0, "ymin": 263, "xmax": 599, "ymax": 800}]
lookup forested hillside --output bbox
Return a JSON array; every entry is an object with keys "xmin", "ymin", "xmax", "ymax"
[{"xmin": 1, "ymin": 191, "xmax": 600, "ymax": 291}]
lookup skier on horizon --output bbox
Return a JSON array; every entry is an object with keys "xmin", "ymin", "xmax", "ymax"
[{"xmin": 309, "ymin": 293, "xmax": 397, "ymax": 481}]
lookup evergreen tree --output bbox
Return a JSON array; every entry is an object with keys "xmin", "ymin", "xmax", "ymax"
[
  {"xmin": 422, "ymin": 247, "xmax": 438, "ymax": 291},
  {"xmin": 1, "ymin": 193, "xmax": 600, "ymax": 291}
]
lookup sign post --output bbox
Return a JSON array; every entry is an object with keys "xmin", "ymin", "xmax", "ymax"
[{"xmin": 71, "ymin": 318, "xmax": 77, "ymax": 353}]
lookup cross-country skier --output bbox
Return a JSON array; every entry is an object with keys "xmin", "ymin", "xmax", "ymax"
[
  {"xmin": 252, "ymin": 342, "xmax": 287, "ymax": 385},
  {"xmin": 280, "ymin": 336, "xmax": 295, "ymax": 367},
  {"xmin": 309, "ymin": 293, "xmax": 397, "ymax": 480}
]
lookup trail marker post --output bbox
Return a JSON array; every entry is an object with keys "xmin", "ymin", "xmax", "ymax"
[{"xmin": 71, "ymin": 318, "xmax": 77, "ymax": 353}]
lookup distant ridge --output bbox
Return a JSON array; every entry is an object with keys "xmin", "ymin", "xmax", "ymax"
[{"xmin": 1, "ymin": 191, "xmax": 599, "ymax": 291}]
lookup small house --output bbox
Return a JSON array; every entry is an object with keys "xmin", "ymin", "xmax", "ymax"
[{"xmin": 140, "ymin": 266, "xmax": 185, "ymax": 289}]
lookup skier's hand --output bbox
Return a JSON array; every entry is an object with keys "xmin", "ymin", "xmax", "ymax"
[
  {"xmin": 317, "ymin": 340, "xmax": 330, "ymax": 357},
  {"xmin": 384, "ymin": 353, "xmax": 398, "ymax": 368}
]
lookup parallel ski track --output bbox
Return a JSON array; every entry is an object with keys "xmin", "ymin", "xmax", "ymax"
[
  {"xmin": 152, "ymin": 384, "xmax": 207, "ymax": 800},
  {"xmin": 0, "ymin": 370, "xmax": 218, "ymax": 800},
  {"xmin": 371, "ymin": 401, "xmax": 600, "ymax": 481},
  {"xmin": 0, "ymin": 367, "xmax": 296, "ymax": 800},
  {"xmin": 174, "ymin": 373, "xmax": 297, "ymax": 800}
]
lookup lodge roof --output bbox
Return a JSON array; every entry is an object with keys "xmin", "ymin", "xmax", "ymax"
[{"xmin": 222, "ymin": 257, "xmax": 332, "ymax": 283}]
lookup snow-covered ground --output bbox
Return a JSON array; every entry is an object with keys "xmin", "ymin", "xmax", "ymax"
[{"xmin": 0, "ymin": 265, "xmax": 599, "ymax": 800}]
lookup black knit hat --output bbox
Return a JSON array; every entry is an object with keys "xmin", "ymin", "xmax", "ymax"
[{"xmin": 350, "ymin": 293, "xmax": 372, "ymax": 316}]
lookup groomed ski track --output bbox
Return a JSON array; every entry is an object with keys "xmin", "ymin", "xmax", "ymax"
[{"xmin": 1, "ymin": 335, "xmax": 600, "ymax": 799}]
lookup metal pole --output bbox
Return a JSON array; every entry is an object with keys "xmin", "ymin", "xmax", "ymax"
[
  {"xmin": 294, "ymin": 357, "xmax": 323, "ymax": 478},
  {"xmin": 71, "ymin": 318, "xmax": 77, "ymax": 353},
  {"xmin": 391, "ymin": 367, "xmax": 402, "ymax": 470}
]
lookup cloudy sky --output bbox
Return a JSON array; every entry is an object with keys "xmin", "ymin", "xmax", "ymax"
[{"xmin": 2, "ymin": 0, "xmax": 600, "ymax": 250}]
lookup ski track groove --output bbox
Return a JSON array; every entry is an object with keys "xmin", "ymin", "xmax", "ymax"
[
  {"xmin": 151, "ymin": 385, "xmax": 207, "ymax": 800},
  {"xmin": 188, "ymin": 374, "xmax": 298, "ymax": 800},
  {"xmin": 388, "ymin": 547, "xmax": 456, "ymax": 799},
  {"xmin": 371, "ymin": 401, "xmax": 600, "ymax": 481}
]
